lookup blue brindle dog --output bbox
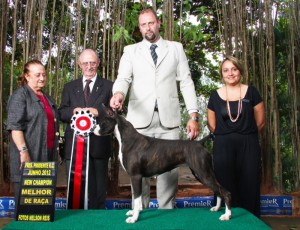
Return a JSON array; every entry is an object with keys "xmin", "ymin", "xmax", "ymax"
[{"xmin": 94, "ymin": 105, "xmax": 231, "ymax": 223}]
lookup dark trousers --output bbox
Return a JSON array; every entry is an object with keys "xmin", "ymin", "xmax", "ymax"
[
  {"xmin": 212, "ymin": 132, "xmax": 262, "ymax": 217},
  {"xmin": 88, "ymin": 158, "xmax": 109, "ymax": 209},
  {"xmin": 13, "ymin": 182, "xmax": 20, "ymax": 215},
  {"xmin": 66, "ymin": 157, "xmax": 109, "ymax": 209}
]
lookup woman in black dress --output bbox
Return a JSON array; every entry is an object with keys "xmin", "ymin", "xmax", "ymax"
[{"xmin": 207, "ymin": 56, "xmax": 265, "ymax": 217}]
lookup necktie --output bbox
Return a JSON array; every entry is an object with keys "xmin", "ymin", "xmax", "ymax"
[
  {"xmin": 84, "ymin": 79, "xmax": 92, "ymax": 106},
  {"xmin": 150, "ymin": 44, "xmax": 158, "ymax": 65}
]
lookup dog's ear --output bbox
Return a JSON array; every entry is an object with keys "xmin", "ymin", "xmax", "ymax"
[{"xmin": 101, "ymin": 103, "xmax": 115, "ymax": 117}]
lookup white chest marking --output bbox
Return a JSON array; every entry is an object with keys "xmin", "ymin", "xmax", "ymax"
[{"xmin": 114, "ymin": 124, "xmax": 125, "ymax": 171}]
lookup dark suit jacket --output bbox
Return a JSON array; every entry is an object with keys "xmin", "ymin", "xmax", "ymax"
[{"xmin": 59, "ymin": 76, "xmax": 113, "ymax": 160}]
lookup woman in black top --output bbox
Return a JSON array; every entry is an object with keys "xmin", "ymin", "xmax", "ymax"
[{"xmin": 207, "ymin": 56, "xmax": 265, "ymax": 217}]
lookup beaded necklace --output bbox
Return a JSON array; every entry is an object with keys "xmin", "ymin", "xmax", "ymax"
[{"xmin": 225, "ymin": 84, "xmax": 243, "ymax": 122}]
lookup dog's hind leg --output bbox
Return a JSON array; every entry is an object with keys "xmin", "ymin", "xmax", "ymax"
[
  {"xmin": 189, "ymin": 162, "xmax": 232, "ymax": 221},
  {"xmin": 210, "ymin": 196, "xmax": 231, "ymax": 221},
  {"xmin": 125, "ymin": 175, "xmax": 143, "ymax": 223},
  {"xmin": 218, "ymin": 203, "xmax": 231, "ymax": 221},
  {"xmin": 210, "ymin": 196, "xmax": 221, "ymax": 212},
  {"xmin": 198, "ymin": 174, "xmax": 231, "ymax": 220},
  {"xmin": 206, "ymin": 175, "xmax": 232, "ymax": 220}
]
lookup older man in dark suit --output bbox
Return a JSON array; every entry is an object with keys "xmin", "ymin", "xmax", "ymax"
[{"xmin": 59, "ymin": 49, "xmax": 113, "ymax": 209}]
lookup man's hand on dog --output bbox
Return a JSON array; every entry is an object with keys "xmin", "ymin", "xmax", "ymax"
[
  {"xmin": 186, "ymin": 113, "xmax": 200, "ymax": 140},
  {"xmin": 110, "ymin": 92, "xmax": 124, "ymax": 111}
]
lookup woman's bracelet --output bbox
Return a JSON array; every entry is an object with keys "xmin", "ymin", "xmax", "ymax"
[{"xmin": 19, "ymin": 146, "xmax": 28, "ymax": 153}]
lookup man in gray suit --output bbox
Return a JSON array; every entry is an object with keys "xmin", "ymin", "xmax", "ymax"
[{"xmin": 110, "ymin": 8, "xmax": 199, "ymax": 209}]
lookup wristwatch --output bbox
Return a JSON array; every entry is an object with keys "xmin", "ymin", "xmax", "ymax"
[{"xmin": 190, "ymin": 116, "xmax": 199, "ymax": 122}]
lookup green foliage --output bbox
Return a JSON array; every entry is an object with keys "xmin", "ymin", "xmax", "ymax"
[
  {"xmin": 113, "ymin": 25, "xmax": 135, "ymax": 44},
  {"xmin": 124, "ymin": 3, "xmax": 143, "ymax": 42},
  {"xmin": 273, "ymin": 13, "xmax": 297, "ymax": 192},
  {"xmin": 281, "ymin": 142, "xmax": 294, "ymax": 193}
]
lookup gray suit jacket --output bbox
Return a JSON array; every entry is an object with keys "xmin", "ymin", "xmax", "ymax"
[
  {"xmin": 113, "ymin": 38, "xmax": 198, "ymax": 128},
  {"xmin": 7, "ymin": 85, "xmax": 60, "ymax": 182}
]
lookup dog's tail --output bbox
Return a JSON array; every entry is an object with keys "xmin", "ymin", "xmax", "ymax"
[{"xmin": 198, "ymin": 134, "xmax": 213, "ymax": 144}]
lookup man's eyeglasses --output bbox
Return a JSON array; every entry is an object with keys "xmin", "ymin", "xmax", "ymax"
[{"xmin": 81, "ymin": 61, "xmax": 98, "ymax": 67}]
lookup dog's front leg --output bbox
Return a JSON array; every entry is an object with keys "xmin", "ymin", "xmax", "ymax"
[
  {"xmin": 125, "ymin": 175, "xmax": 143, "ymax": 223},
  {"xmin": 126, "ymin": 196, "xmax": 142, "ymax": 223}
]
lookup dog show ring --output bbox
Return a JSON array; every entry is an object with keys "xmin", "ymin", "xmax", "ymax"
[{"xmin": 70, "ymin": 110, "xmax": 96, "ymax": 137}]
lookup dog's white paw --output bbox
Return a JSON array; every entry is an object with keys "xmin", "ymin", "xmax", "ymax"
[
  {"xmin": 219, "ymin": 213, "xmax": 231, "ymax": 221},
  {"xmin": 126, "ymin": 216, "xmax": 138, "ymax": 223},
  {"xmin": 125, "ymin": 210, "xmax": 139, "ymax": 223},
  {"xmin": 210, "ymin": 206, "xmax": 220, "ymax": 212},
  {"xmin": 219, "ymin": 207, "xmax": 231, "ymax": 221},
  {"xmin": 126, "ymin": 210, "xmax": 134, "ymax": 216}
]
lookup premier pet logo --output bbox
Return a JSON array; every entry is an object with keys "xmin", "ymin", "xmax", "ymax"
[
  {"xmin": 183, "ymin": 200, "xmax": 213, "ymax": 208},
  {"xmin": 55, "ymin": 198, "xmax": 67, "ymax": 210},
  {"xmin": 176, "ymin": 197, "xmax": 214, "ymax": 208},
  {"xmin": 260, "ymin": 196, "xmax": 292, "ymax": 215},
  {"xmin": 112, "ymin": 201, "xmax": 131, "ymax": 209},
  {"xmin": 261, "ymin": 198, "xmax": 279, "ymax": 207},
  {"xmin": 0, "ymin": 199, "xmax": 4, "ymax": 209},
  {"xmin": 283, "ymin": 198, "xmax": 292, "ymax": 207},
  {"xmin": 9, "ymin": 199, "xmax": 15, "ymax": 209},
  {"xmin": 0, "ymin": 198, "xmax": 15, "ymax": 218},
  {"xmin": 149, "ymin": 201, "xmax": 159, "ymax": 208},
  {"xmin": 0, "ymin": 198, "xmax": 14, "ymax": 210}
]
